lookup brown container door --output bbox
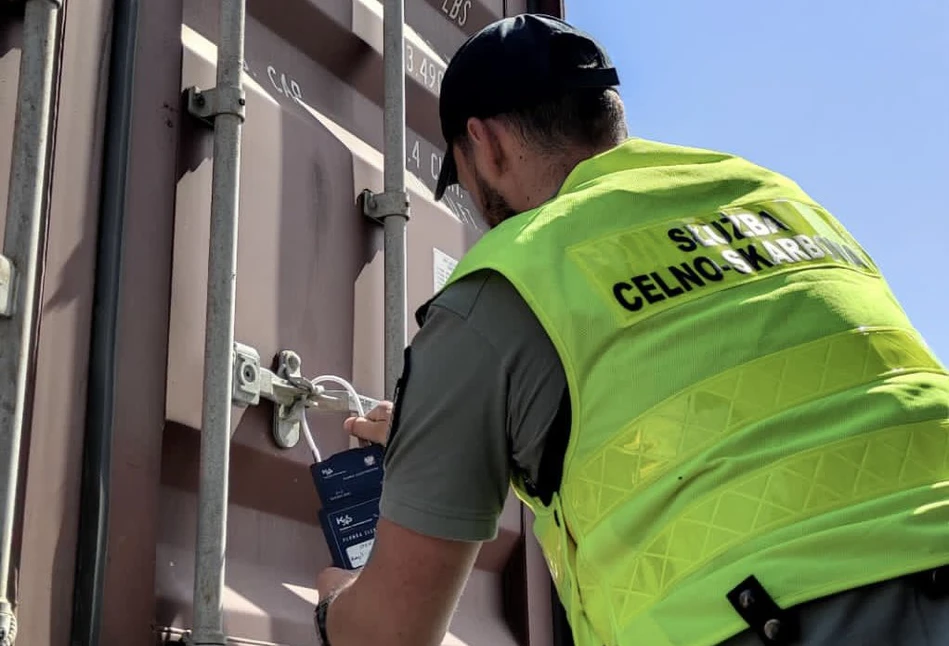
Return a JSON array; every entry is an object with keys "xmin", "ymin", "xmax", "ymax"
[{"xmin": 90, "ymin": 0, "xmax": 561, "ymax": 643}]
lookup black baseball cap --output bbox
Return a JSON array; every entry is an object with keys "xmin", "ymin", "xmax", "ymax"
[{"xmin": 434, "ymin": 14, "xmax": 620, "ymax": 201}]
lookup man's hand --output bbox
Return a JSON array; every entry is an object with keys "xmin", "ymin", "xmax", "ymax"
[
  {"xmin": 316, "ymin": 566, "xmax": 359, "ymax": 603},
  {"xmin": 344, "ymin": 401, "xmax": 393, "ymax": 446}
]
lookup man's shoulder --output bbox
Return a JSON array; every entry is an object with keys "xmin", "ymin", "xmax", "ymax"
[
  {"xmin": 429, "ymin": 270, "xmax": 541, "ymax": 340},
  {"xmin": 427, "ymin": 270, "xmax": 493, "ymax": 322}
]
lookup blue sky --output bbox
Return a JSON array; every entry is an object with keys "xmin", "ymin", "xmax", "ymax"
[{"xmin": 567, "ymin": 1, "xmax": 949, "ymax": 362}]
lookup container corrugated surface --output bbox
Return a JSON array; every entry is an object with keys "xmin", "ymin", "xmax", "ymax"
[{"xmin": 0, "ymin": 0, "xmax": 563, "ymax": 644}]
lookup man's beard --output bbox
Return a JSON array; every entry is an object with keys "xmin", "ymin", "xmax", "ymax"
[{"xmin": 473, "ymin": 166, "xmax": 517, "ymax": 229}]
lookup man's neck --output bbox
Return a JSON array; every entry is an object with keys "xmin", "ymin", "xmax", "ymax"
[{"xmin": 520, "ymin": 143, "xmax": 616, "ymax": 211}]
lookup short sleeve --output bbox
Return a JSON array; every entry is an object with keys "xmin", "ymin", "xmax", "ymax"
[
  {"xmin": 379, "ymin": 270, "xmax": 568, "ymax": 542},
  {"xmin": 379, "ymin": 285, "xmax": 512, "ymax": 542}
]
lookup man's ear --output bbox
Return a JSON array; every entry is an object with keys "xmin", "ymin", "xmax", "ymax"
[{"xmin": 464, "ymin": 117, "xmax": 506, "ymax": 184}]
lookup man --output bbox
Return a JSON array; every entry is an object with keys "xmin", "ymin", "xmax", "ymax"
[{"xmin": 314, "ymin": 13, "xmax": 949, "ymax": 646}]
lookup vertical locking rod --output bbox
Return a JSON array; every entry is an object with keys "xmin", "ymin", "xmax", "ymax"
[
  {"xmin": 0, "ymin": 1, "xmax": 64, "ymax": 643},
  {"xmin": 190, "ymin": 0, "xmax": 246, "ymax": 643},
  {"xmin": 381, "ymin": 0, "xmax": 409, "ymax": 399}
]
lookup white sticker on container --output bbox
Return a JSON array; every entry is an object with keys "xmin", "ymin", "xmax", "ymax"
[
  {"xmin": 346, "ymin": 539, "xmax": 374, "ymax": 569},
  {"xmin": 433, "ymin": 248, "xmax": 458, "ymax": 293}
]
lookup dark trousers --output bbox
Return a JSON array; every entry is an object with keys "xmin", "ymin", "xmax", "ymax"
[{"xmin": 721, "ymin": 569, "xmax": 949, "ymax": 646}]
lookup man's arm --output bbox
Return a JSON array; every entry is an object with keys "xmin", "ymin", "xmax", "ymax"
[
  {"xmin": 318, "ymin": 274, "xmax": 511, "ymax": 644},
  {"xmin": 323, "ymin": 518, "xmax": 480, "ymax": 646},
  {"xmin": 317, "ymin": 271, "xmax": 567, "ymax": 645}
]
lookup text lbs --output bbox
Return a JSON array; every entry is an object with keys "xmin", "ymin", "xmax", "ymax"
[{"xmin": 442, "ymin": 0, "xmax": 471, "ymax": 27}]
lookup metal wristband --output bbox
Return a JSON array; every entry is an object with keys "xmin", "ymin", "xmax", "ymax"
[{"xmin": 314, "ymin": 591, "xmax": 339, "ymax": 646}]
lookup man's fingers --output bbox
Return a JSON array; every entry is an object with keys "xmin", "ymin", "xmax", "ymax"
[
  {"xmin": 346, "ymin": 416, "xmax": 389, "ymax": 444},
  {"xmin": 350, "ymin": 418, "xmax": 386, "ymax": 443},
  {"xmin": 342, "ymin": 400, "xmax": 394, "ymax": 445},
  {"xmin": 367, "ymin": 401, "xmax": 393, "ymax": 419}
]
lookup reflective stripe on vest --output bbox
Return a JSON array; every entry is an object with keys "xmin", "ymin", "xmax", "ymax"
[{"xmin": 571, "ymin": 326, "xmax": 945, "ymax": 532}]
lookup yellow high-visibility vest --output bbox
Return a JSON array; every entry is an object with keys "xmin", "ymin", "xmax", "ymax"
[{"xmin": 442, "ymin": 137, "xmax": 949, "ymax": 646}]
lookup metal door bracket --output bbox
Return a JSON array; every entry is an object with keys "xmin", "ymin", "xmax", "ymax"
[
  {"xmin": 272, "ymin": 350, "xmax": 305, "ymax": 449},
  {"xmin": 0, "ymin": 255, "xmax": 14, "ymax": 318},
  {"xmin": 361, "ymin": 188, "xmax": 410, "ymax": 223},
  {"xmin": 231, "ymin": 342, "xmax": 380, "ymax": 450},
  {"xmin": 186, "ymin": 85, "xmax": 247, "ymax": 126}
]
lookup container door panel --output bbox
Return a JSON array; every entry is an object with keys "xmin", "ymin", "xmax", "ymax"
[{"xmin": 162, "ymin": 6, "xmax": 532, "ymax": 644}]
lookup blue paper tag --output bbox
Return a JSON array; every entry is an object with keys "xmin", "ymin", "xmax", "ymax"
[
  {"xmin": 312, "ymin": 444, "xmax": 386, "ymax": 570},
  {"xmin": 311, "ymin": 444, "xmax": 385, "ymax": 509},
  {"xmin": 319, "ymin": 496, "xmax": 380, "ymax": 570}
]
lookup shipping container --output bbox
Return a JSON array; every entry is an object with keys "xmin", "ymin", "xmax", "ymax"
[{"xmin": 0, "ymin": 0, "xmax": 568, "ymax": 644}]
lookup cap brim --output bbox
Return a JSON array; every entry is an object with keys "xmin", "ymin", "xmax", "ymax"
[{"xmin": 434, "ymin": 151, "xmax": 457, "ymax": 201}]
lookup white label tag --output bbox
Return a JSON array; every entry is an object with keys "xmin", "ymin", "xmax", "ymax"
[
  {"xmin": 433, "ymin": 248, "xmax": 458, "ymax": 293},
  {"xmin": 346, "ymin": 539, "xmax": 374, "ymax": 568}
]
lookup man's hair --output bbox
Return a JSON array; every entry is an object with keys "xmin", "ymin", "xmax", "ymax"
[{"xmin": 462, "ymin": 87, "xmax": 628, "ymax": 155}]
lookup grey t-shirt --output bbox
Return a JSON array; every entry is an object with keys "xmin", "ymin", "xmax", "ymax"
[{"xmin": 379, "ymin": 269, "xmax": 567, "ymax": 542}]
